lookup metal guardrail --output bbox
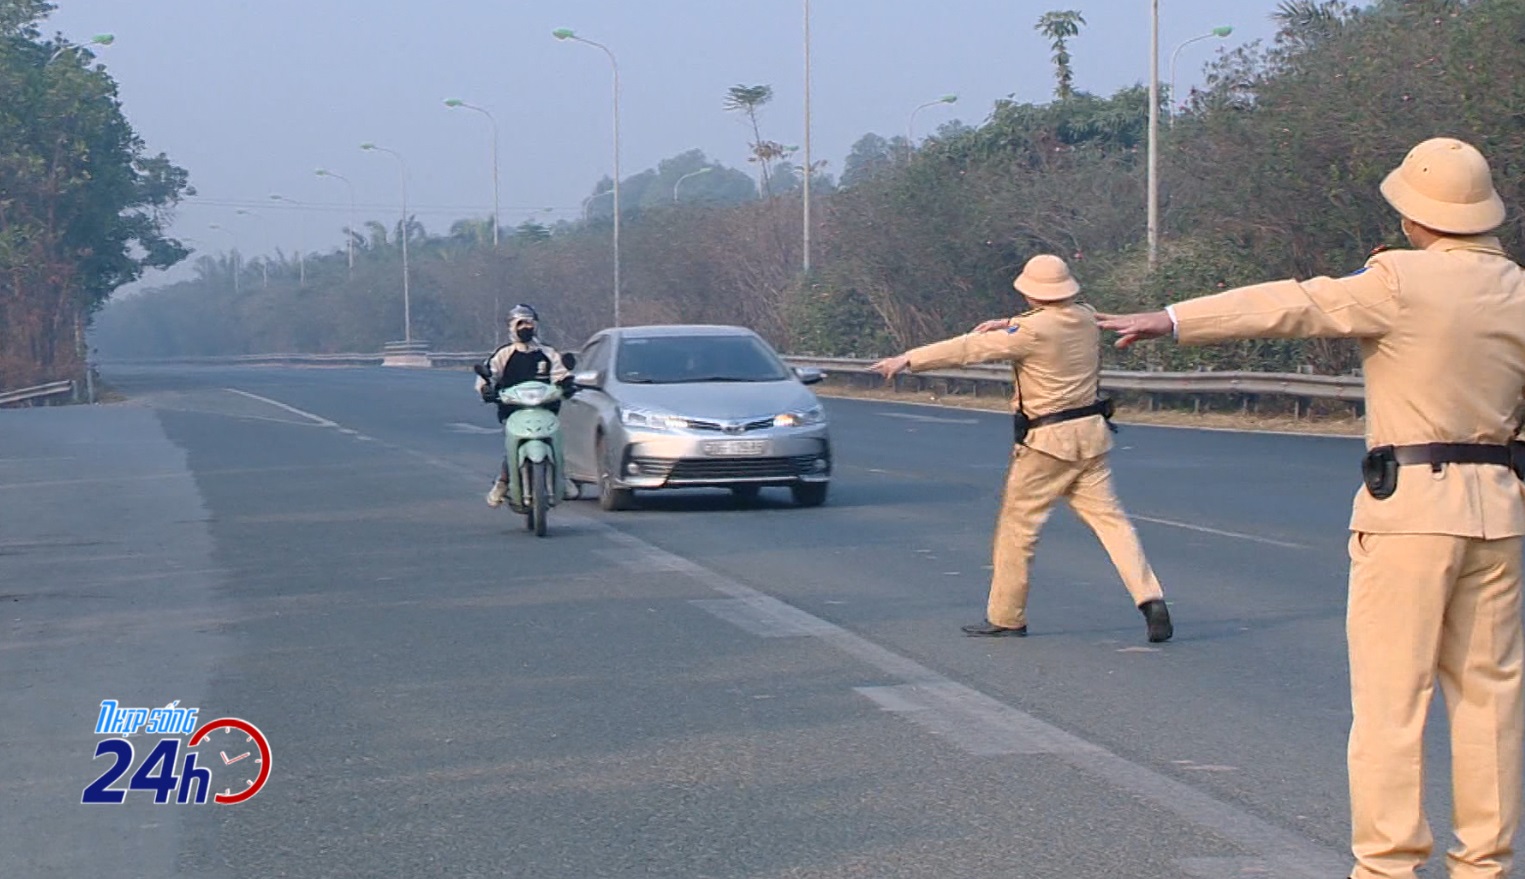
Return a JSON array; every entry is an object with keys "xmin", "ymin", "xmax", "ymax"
[
  {"xmin": 119, "ymin": 351, "xmax": 1365, "ymax": 406},
  {"xmin": 0, "ymin": 379, "xmax": 74, "ymax": 407}
]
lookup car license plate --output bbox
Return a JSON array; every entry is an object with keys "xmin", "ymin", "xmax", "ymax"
[{"xmin": 704, "ymin": 440, "xmax": 766, "ymax": 457}]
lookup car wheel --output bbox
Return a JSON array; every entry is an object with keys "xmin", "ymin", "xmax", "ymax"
[
  {"xmin": 597, "ymin": 436, "xmax": 635, "ymax": 512},
  {"xmin": 791, "ymin": 482, "xmax": 828, "ymax": 507}
]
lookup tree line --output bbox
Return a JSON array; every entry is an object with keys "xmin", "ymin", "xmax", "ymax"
[{"xmin": 95, "ymin": 0, "xmax": 1525, "ymax": 377}]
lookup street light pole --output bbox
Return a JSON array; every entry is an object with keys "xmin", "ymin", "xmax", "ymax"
[
  {"xmin": 673, "ymin": 167, "xmax": 714, "ymax": 202},
  {"xmin": 554, "ymin": 28, "xmax": 622, "ymax": 327},
  {"xmin": 208, "ymin": 223, "xmax": 240, "ymax": 295},
  {"xmin": 269, "ymin": 194, "xmax": 306, "ymax": 286},
  {"xmin": 907, "ymin": 94, "xmax": 958, "ymax": 147},
  {"xmin": 1169, "ymin": 26, "xmax": 1233, "ymax": 122},
  {"xmin": 361, "ymin": 142, "xmax": 412, "ymax": 344},
  {"xmin": 235, "ymin": 209, "xmax": 269, "ymax": 287},
  {"xmin": 1147, "ymin": 0, "xmax": 1160, "ymax": 269},
  {"xmin": 314, "ymin": 169, "xmax": 356, "ymax": 277},
  {"xmin": 444, "ymin": 99, "xmax": 501, "ymax": 247},
  {"xmin": 46, "ymin": 33, "xmax": 114, "ymax": 64},
  {"xmin": 802, "ymin": 0, "xmax": 812, "ymax": 275}
]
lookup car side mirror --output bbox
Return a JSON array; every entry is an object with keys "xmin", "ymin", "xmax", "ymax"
[
  {"xmin": 572, "ymin": 369, "xmax": 603, "ymax": 390},
  {"xmin": 794, "ymin": 366, "xmax": 826, "ymax": 386},
  {"xmin": 471, "ymin": 363, "xmax": 492, "ymax": 382},
  {"xmin": 561, "ymin": 352, "xmax": 577, "ymax": 370}
]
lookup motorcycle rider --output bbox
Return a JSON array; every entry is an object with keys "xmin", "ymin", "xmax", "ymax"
[{"xmin": 474, "ymin": 304, "xmax": 576, "ymax": 507}]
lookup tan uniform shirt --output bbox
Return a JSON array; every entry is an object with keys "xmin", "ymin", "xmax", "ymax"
[
  {"xmin": 1171, "ymin": 235, "xmax": 1525, "ymax": 538},
  {"xmin": 906, "ymin": 302, "xmax": 1112, "ymax": 462}
]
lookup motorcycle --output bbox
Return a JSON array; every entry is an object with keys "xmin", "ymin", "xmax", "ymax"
[{"xmin": 473, "ymin": 362, "xmax": 571, "ymax": 538}]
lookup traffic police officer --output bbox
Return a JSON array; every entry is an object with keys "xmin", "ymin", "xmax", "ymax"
[
  {"xmin": 872, "ymin": 254, "xmax": 1173, "ymax": 643},
  {"xmin": 1099, "ymin": 137, "xmax": 1525, "ymax": 879}
]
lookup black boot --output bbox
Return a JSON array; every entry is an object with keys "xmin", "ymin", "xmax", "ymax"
[
  {"xmin": 961, "ymin": 620, "xmax": 1028, "ymax": 637},
  {"xmin": 1139, "ymin": 599, "xmax": 1173, "ymax": 643}
]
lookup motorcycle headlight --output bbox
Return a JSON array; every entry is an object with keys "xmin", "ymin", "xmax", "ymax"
[
  {"xmin": 512, "ymin": 386, "xmax": 553, "ymax": 406},
  {"xmin": 620, "ymin": 407, "xmax": 687, "ymax": 431},
  {"xmin": 774, "ymin": 405, "xmax": 825, "ymax": 428}
]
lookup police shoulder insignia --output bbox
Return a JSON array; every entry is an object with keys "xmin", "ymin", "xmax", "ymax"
[
  {"xmin": 1347, "ymin": 266, "xmax": 1370, "ymax": 277},
  {"xmin": 1005, "ymin": 324, "xmax": 1021, "ymax": 334}
]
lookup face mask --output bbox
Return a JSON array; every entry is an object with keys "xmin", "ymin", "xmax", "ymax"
[{"xmin": 515, "ymin": 325, "xmax": 535, "ymax": 343}]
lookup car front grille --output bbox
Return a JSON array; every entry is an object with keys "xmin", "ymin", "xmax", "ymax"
[
  {"xmin": 630, "ymin": 454, "xmax": 824, "ymax": 482},
  {"xmin": 679, "ymin": 416, "xmax": 776, "ymax": 433}
]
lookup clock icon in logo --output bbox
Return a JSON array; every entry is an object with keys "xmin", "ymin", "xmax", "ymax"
[{"xmin": 187, "ymin": 717, "xmax": 271, "ymax": 803}]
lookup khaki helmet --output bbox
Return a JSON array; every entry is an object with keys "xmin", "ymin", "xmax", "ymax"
[
  {"xmin": 1379, "ymin": 137, "xmax": 1505, "ymax": 235},
  {"xmin": 1013, "ymin": 254, "xmax": 1080, "ymax": 302}
]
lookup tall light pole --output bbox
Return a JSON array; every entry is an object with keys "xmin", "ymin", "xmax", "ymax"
[
  {"xmin": 269, "ymin": 194, "xmax": 306, "ymax": 286},
  {"xmin": 553, "ymin": 28, "xmax": 622, "ymax": 327},
  {"xmin": 444, "ymin": 99, "xmax": 501, "ymax": 247},
  {"xmin": 314, "ymin": 168, "xmax": 356, "ymax": 277},
  {"xmin": 46, "ymin": 33, "xmax": 113, "ymax": 64},
  {"xmin": 1147, "ymin": 0, "xmax": 1160, "ymax": 269},
  {"xmin": 234, "ymin": 209, "xmax": 269, "ymax": 287},
  {"xmin": 802, "ymin": 0, "xmax": 813, "ymax": 275},
  {"xmin": 908, "ymin": 94, "xmax": 958, "ymax": 147},
  {"xmin": 673, "ymin": 167, "xmax": 713, "ymax": 202},
  {"xmin": 361, "ymin": 142, "xmax": 412, "ymax": 344},
  {"xmin": 1169, "ymin": 26, "xmax": 1233, "ymax": 121},
  {"xmin": 208, "ymin": 223, "xmax": 240, "ymax": 295}
]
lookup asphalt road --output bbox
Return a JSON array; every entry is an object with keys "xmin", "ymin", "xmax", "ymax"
[{"xmin": 0, "ymin": 364, "xmax": 1479, "ymax": 878}]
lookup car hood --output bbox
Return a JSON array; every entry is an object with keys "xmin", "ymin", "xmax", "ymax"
[{"xmin": 611, "ymin": 380, "xmax": 820, "ymax": 419}]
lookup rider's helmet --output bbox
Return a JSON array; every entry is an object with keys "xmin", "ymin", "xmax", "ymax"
[{"xmin": 507, "ymin": 303, "xmax": 539, "ymax": 342}]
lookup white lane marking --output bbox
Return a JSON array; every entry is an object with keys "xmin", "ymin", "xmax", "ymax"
[
  {"xmin": 592, "ymin": 527, "xmax": 1347, "ymax": 878},
  {"xmin": 224, "ymin": 388, "xmax": 339, "ymax": 429},
  {"xmin": 447, "ymin": 422, "xmax": 501, "ymax": 435},
  {"xmin": 689, "ymin": 598, "xmax": 836, "ymax": 638},
  {"xmin": 1130, "ymin": 514, "xmax": 1306, "ymax": 549},
  {"xmin": 856, "ymin": 683, "xmax": 1103, "ymax": 756},
  {"xmin": 880, "ymin": 412, "xmax": 981, "ymax": 425},
  {"xmin": 222, "ymin": 387, "xmax": 1346, "ymax": 876}
]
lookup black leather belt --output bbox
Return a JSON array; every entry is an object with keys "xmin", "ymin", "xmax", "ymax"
[
  {"xmin": 1028, "ymin": 399, "xmax": 1114, "ymax": 429},
  {"xmin": 1386, "ymin": 442, "xmax": 1515, "ymax": 468}
]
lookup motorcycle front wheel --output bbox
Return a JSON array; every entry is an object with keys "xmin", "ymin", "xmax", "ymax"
[{"xmin": 529, "ymin": 459, "xmax": 550, "ymax": 537}]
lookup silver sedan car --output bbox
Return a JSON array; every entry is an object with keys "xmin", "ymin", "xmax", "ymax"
[{"xmin": 560, "ymin": 325, "xmax": 831, "ymax": 511}]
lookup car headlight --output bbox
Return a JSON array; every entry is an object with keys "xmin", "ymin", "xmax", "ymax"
[
  {"xmin": 620, "ymin": 407, "xmax": 688, "ymax": 431},
  {"xmin": 774, "ymin": 405, "xmax": 825, "ymax": 428}
]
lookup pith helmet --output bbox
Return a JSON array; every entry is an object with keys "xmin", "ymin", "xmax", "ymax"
[
  {"xmin": 1379, "ymin": 137, "xmax": 1505, "ymax": 235},
  {"xmin": 1013, "ymin": 254, "xmax": 1080, "ymax": 302}
]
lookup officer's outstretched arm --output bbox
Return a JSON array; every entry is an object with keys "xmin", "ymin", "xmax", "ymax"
[
  {"xmin": 906, "ymin": 327, "xmax": 1037, "ymax": 372},
  {"xmin": 1170, "ymin": 260, "xmax": 1399, "ymax": 345}
]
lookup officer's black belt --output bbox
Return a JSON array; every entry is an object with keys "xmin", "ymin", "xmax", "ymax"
[
  {"xmin": 1362, "ymin": 442, "xmax": 1525, "ymax": 500},
  {"xmin": 1027, "ymin": 399, "xmax": 1114, "ymax": 429},
  {"xmin": 1386, "ymin": 442, "xmax": 1515, "ymax": 468}
]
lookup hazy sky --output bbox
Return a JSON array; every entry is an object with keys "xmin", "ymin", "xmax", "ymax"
[{"xmin": 41, "ymin": 1, "xmax": 1289, "ymax": 290}]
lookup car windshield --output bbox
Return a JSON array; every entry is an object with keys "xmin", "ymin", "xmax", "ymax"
[{"xmin": 615, "ymin": 335, "xmax": 790, "ymax": 384}]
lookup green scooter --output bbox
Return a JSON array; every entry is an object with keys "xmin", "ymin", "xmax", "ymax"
[{"xmin": 473, "ymin": 363, "xmax": 569, "ymax": 538}]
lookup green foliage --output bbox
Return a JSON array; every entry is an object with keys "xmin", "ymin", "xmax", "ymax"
[
  {"xmin": 1035, "ymin": 10, "xmax": 1087, "ymax": 100},
  {"xmin": 0, "ymin": 0, "xmax": 190, "ymax": 386}
]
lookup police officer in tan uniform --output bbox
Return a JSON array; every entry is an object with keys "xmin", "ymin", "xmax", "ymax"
[
  {"xmin": 1099, "ymin": 137, "xmax": 1525, "ymax": 879},
  {"xmin": 872, "ymin": 254, "xmax": 1173, "ymax": 642}
]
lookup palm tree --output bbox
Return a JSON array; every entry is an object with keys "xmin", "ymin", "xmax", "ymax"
[
  {"xmin": 1035, "ymin": 10, "xmax": 1086, "ymax": 100},
  {"xmin": 724, "ymin": 84, "xmax": 775, "ymax": 194}
]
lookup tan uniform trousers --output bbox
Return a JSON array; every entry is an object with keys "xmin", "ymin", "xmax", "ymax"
[
  {"xmin": 1348, "ymin": 532, "xmax": 1525, "ymax": 879},
  {"xmin": 987, "ymin": 445, "xmax": 1164, "ymax": 629}
]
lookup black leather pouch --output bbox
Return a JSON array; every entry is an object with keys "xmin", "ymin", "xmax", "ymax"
[{"xmin": 1362, "ymin": 446, "xmax": 1398, "ymax": 499}]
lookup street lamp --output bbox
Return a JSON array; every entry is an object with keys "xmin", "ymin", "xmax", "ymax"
[
  {"xmin": 1169, "ymin": 26, "xmax": 1233, "ymax": 121},
  {"xmin": 802, "ymin": 0, "xmax": 812, "ymax": 274},
  {"xmin": 269, "ymin": 194, "xmax": 306, "ymax": 286},
  {"xmin": 1148, "ymin": 0, "xmax": 1160, "ymax": 268},
  {"xmin": 208, "ymin": 223, "xmax": 240, "ymax": 294},
  {"xmin": 46, "ymin": 33, "xmax": 113, "ymax": 63},
  {"xmin": 553, "ymin": 27, "xmax": 623, "ymax": 327},
  {"xmin": 582, "ymin": 188, "xmax": 614, "ymax": 221},
  {"xmin": 907, "ymin": 94, "xmax": 958, "ymax": 146},
  {"xmin": 361, "ymin": 142, "xmax": 412, "ymax": 344},
  {"xmin": 234, "ymin": 209, "xmax": 269, "ymax": 287},
  {"xmin": 444, "ymin": 98, "xmax": 501, "ymax": 247},
  {"xmin": 314, "ymin": 168, "xmax": 356, "ymax": 277},
  {"xmin": 673, "ymin": 167, "xmax": 713, "ymax": 202}
]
